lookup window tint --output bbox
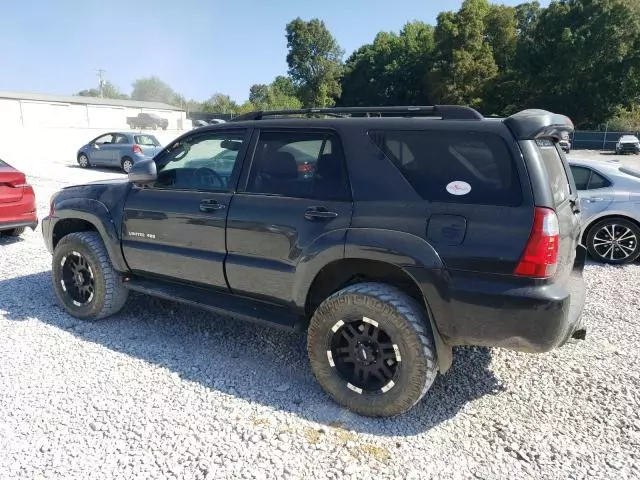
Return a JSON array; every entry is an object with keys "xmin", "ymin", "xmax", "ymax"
[
  {"xmin": 154, "ymin": 131, "xmax": 245, "ymax": 192},
  {"xmin": 570, "ymin": 166, "xmax": 591, "ymax": 190},
  {"xmin": 246, "ymin": 131, "xmax": 350, "ymax": 200},
  {"xmin": 588, "ymin": 171, "xmax": 611, "ymax": 189},
  {"xmin": 536, "ymin": 139, "xmax": 571, "ymax": 205},
  {"xmin": 369, "ymin": 130, "xmax": 522, "ymax": 205}
]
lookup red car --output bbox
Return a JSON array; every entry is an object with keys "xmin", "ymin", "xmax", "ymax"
[{"xmin": 0, "ymin": 159, "xmax": 37, "ymax": 236}]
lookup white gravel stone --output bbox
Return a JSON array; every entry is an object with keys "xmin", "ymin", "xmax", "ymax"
[{"xmin": 1, "ymin": 162, "xmax": 639, "ymax": 479}]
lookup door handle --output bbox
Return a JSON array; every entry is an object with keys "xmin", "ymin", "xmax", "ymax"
[
  {"xmin": 199, "ymin": 199, "xmax": 226, "ymax": 212},
  {"xmin": 584, "ymin": 197, "xmax": 604, "ymax": 203},
  {"xmin": 304, "ymin": 206, "xmax": 338, "ymax": 221}
]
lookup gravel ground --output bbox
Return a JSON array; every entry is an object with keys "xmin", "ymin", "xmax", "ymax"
[{"xmin": 1, "ymin": 161, "xmax": 639, "ymax": 480}]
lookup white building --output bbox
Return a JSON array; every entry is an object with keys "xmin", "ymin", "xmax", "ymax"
[{"xmin": 0, "ymin": 91, "xmax": 187, "ymax": 130}]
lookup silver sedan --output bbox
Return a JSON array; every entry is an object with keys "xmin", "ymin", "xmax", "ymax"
[{"xmin": 569, "ymin": 158, "xmax": 640, "ymax": 264}]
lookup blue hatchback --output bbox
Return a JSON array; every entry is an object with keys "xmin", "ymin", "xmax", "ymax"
[{"xmin": 77, "ymin": 132, "xmax": 162, "ymax": 173}]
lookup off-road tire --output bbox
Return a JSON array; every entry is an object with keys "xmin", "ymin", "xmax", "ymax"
[
  {"xmin": 52, "ymin": 231, "xmax": 129, "ymax": 320},
  {"xmin": 307, "ymin": 282, "xmax": 438, "ymax": 417},
  {"xmin": 1, "ymin": 227, "xmax": 26, "ymax": 236}
]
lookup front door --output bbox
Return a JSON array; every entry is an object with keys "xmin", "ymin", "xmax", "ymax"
[
  {"xmin": 122, "ymin": 128, "xmax": 250, "ymax": 289},
  {"xmin": 90, "ymin": 133, "xmax": 116, "ymax": 165},
  {"xmin": 225, "ymin": 129, "xmax": 353, "ymax": 305}
]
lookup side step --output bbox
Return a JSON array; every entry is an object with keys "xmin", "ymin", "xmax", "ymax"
[{"xmin": 122, "ymin": 277, "xmax": 302, "ymax": 332}]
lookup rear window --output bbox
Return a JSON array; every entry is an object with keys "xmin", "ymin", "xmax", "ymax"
[
  {"xmin": 0, "ymin": 159, "xmax": 7, "ymax": 167},
  {"xmin": 135, "ymin": 135, "xmax": 160, "ymax": 146},
  {"xmin": 368, "ymin": 130, "xmax": 522, "ymax": 205},
  {"xmin": 536, "ymin": 139, "xmax": 571, "ymax": 206}
]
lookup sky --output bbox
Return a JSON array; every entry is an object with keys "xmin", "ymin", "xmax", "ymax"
[{"xmin": 0, "ymin": 0, "xmax": 550, "ymax": 103}]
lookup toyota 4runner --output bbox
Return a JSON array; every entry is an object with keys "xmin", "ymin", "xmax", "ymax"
[{"xmin": 42, "ymin": 106, "xmax": 586, "ymax": 417}]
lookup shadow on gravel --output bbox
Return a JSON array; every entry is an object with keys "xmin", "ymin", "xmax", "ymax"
[
  {"xmin": 0, "ymin": 234, "xmax": 25, "ymax": 245},
  {"xmin": 0, "ymin": 271, "xmax": 503, "ymax": 437}
]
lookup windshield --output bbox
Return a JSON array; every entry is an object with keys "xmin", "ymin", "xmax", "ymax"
[{"xmin": 135, "ymin": 135, "xmax": 160, "ymax": 146}]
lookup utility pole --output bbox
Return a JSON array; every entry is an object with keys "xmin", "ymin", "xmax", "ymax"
[{"xmin": 95, "ymin": 69, "xmax": 106, "ymax": 98}]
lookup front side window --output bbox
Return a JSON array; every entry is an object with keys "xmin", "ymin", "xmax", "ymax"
[
  {"xmin": 94, "ymin": 134, "xmax": 114, "ymax": 145},
  {"xmin": 246, "ymin": 131, "xmax": 350, "ymax": 200},
  {"xmin": 369, "ymin": 129, "xmax": 522, "ymax": 205},
  {"xmin": 154, "ymin": 130, "xmax": 246, "ymax": 192}
]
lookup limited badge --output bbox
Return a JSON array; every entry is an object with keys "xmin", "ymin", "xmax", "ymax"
[{"xmin": 446, "ymin": 181, "xmax": 472, "ymax": 196}]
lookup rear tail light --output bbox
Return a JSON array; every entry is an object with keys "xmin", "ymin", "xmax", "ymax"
[
  {"xmin": 132, "ymin": 145, "xmax": 143, "ymax": 155},
  {"xmin": 298, "ymin": 163, "xmax": 314, "ymax": 174},
  {"xmin": 1, "ymin": 173, "xmax": 27, "ymax": 188},
  {"xmin": 514, "ymin": 207, "xmax": 560, "ymax": 279}
]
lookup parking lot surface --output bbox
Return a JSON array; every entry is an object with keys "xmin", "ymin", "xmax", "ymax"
[{"xmin": 1, "ymin": 147, "xmax": 639, "ymax": 479}]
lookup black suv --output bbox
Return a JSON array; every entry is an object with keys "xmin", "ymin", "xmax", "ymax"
[{"xmin": 42, "ymin": 106, "xmax": 586, "ymax": 417}]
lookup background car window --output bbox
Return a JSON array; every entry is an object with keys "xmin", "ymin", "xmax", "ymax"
[
  {"xmin": 588, "ymin": 171, "xmax": 611, "ymax": 189},
  {"xmin": 246, "ymin": 131, "xmax": 350, "ymax": 200},
  {"xmin": 154, "ymin": 131, "xmax": 245, "ymax": 192},
  {"xmin": 113, "ymin": 134, "xmax": 129, "ymax": 144},
  {"xmin": 135, "ymin": 135, "xmax": 160, "ymax": 146},
  {"xmin": 570, "ymin": 166, "xmax": 591, "ymax": 190},
  {"xmin": 369, "ymin": 130, "xmax": 522, "ymax": 206},
  {"xmin": 94, "ymin": 134, "xmax": 113, "ymax": 145},
  {"xmin": 536, "ymin": 139, "xmax": 571, "ymax": 205}
]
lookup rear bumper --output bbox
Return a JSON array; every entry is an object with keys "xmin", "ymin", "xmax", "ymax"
[
  {"xmin": 410, "ymin": 245, "xmax": 587, "ymax": 353},
  {"xmin": 0, "ymin": 211, "xmax": 38, "ymax": 232}
]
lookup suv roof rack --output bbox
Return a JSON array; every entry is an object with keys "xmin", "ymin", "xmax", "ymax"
[{"xmin": 231, "ymin": 105, "xmax": 484, "ymax": 122}]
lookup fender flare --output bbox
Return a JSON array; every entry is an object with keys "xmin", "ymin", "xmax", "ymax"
[{"xmin": 53, "ymin": 198, "xmax": 128, "ymax": 272}]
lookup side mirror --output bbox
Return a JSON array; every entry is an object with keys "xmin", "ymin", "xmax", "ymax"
[{"xmin": 128, "ymin": 160, "xmax": 157, "ymax": 184}]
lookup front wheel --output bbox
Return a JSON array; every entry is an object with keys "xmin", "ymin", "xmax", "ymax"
[
  {"xmin": 52, "ymin": 231, "xmax": 129, "ymax": 320},
  {"xmin": 78, "ymin": 154, "xmax": 90, "ymax": 168},
  {"xmin": 587, "ymin": 218, "xmax": 640, "ymax": 264},
  {"xmin": 307, "ymin": 282, "xmax": 438, "ymax": 417}
]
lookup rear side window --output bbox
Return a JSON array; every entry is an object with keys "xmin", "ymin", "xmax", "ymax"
[
  {"xmin": 536, "ymin": 139, "xmax": 571, "ymax": 205},
  {"xmin": 369, "ymin": 130, "xmax": 522, "ymax": 205}
]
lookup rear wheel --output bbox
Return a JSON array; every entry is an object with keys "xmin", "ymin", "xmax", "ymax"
[
  {"xmin": 78, "ymin": 154, "xmax": 90, "ymax": 168},
  {"xmin": 307, "ymin": 282, "xmax": 438, "ymax": 417},
  {"xmin": 587, "ymin": 218, "xmax": 640, "ymax": 264},
  {"xmin": 121, "ymin": 157, "xmax": 134, "ymax": 173}
]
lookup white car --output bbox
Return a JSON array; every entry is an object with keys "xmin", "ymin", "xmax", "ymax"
[{"xmin": 615, "ymin": 135, "xmax": 640, "ymax": 155}]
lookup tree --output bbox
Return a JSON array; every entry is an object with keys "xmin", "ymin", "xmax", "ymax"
[
  {"xmin": 429, "ymin": 0, "xmax": 499, "ymax": 107},
  {"xmin": 249, "ymin": 84, "xmax": 270, "ymax": 106},
  {"xmin": 340, "ymin": 22, "xmax": 435, "ymax": 106},
  {"xmin": 285, "ymin": 18, "xmax": 344, "ymax": 107},
  {"xmin": 516, "ymin": 0, "xmax": 640, "ymax": 127},
  {"xmin": 271, "ymin": 76, "xmax": 297, "ymax": 98},
  {"xmin": 131, "ymin": 76, "xmax": 177, "ymax": 104},
  {"xmin": 202, "ymin": 93, "xmax": 238, "ymax": 114},
  {"xmin": 76, "ymin": 81, "xmax": 128, "ymax": 100}
]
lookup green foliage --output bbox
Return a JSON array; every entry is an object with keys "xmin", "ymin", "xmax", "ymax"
[
  {"xmin": 340, "ymin": 22, "xmax": 435, "ymax": 106},
  {"xmin": 286, "ymin": 18, "xmax": 344, "ymax": 107},
  {"xmin": 606, "ymin": 106, "xmax": 640, "ymax": 131},
  {"xmin": 131, "ymin": 76, "xmax": 177, "ymax": 104},
  {"xmin": 429, "ymin": 0, "xmax": 499, "ymax": 108},
  {"xmin": 201, "ymin": 93, "xmax": 238, "ymax": 114},
  {"xmin": 76, "ymin": 81, "xmax": 128, "ymax": 100}
]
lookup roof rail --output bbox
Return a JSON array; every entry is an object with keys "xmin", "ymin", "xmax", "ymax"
[{"xmin": 231, "ymin": 105, "xmax": 484, "ymax": 122}]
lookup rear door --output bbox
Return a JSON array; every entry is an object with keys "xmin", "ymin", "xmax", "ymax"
[
  {"xmin": 534, "ymin": 140, "xmax": 582, "ymax": 279},
  {"xmin": 225, "ymin": 129, "xmax": 352, "ymax": 304}
]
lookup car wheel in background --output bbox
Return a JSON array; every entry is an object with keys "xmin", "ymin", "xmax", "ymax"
[
  {"xmin": 586, "ymin": 218, "xmax": 640, "ymax": 265},
  {"xmin": 78, "ymin": 154, "xmax": 90, "ymax": 168},
  {"xmin": 1, "ymin": 227, "xmax": 25, "ymax": 237},
  {"xmin": 307, "ymin": 282, "xmax": 438, "ymax": 417},
  {"xmin": 121, "ymin": 157, "xmax": 134, "ymax": 173}
]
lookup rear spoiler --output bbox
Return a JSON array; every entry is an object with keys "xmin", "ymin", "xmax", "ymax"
[{"xmin": 503, "ymin": 109, "xmax": 574, "ymax": 141}]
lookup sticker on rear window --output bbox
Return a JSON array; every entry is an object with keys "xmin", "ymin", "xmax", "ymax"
[{"xmin": 446, "ymin": 181, "xmax": 471, "ymax": 196}]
